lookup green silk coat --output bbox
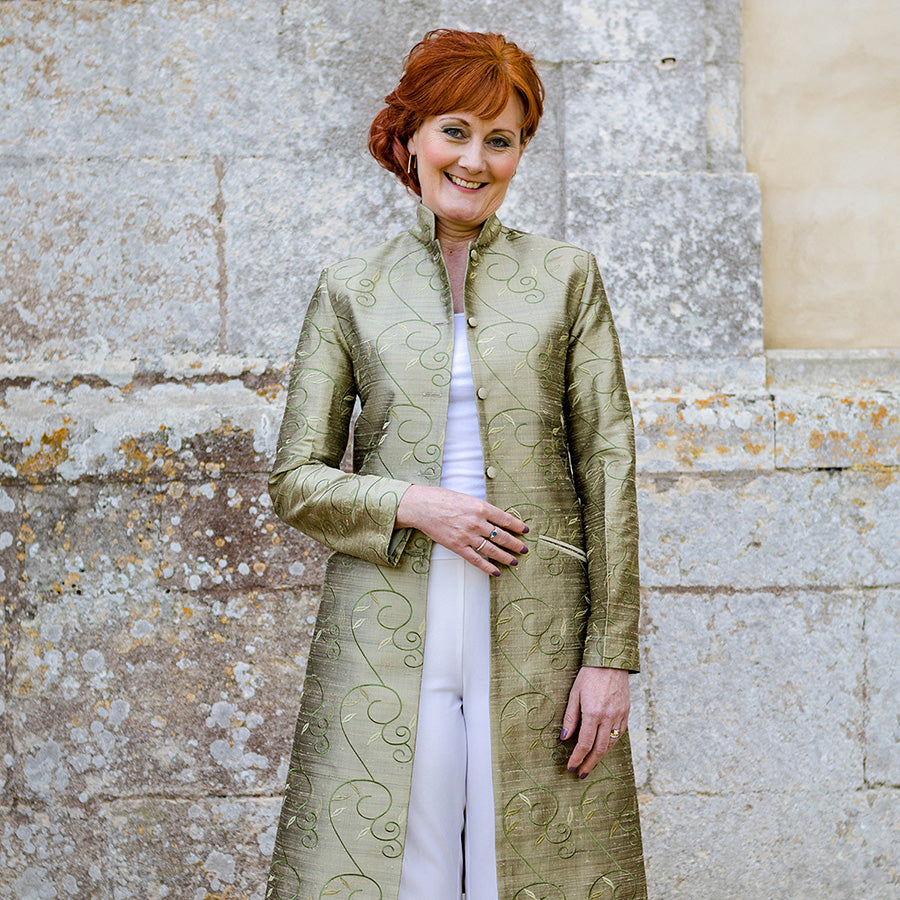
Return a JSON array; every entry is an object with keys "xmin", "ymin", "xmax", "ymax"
[{"xmin": 267, "ymin": 205, "xmax": 646, "ymax": 900}]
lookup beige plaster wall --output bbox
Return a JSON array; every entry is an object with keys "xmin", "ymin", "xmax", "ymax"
[{"xmin": 743, "ymin": 0, "xmax": 900, "ymax": 348}]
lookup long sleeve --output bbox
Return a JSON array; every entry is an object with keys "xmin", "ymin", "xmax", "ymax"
[
  {"xmin": 564, "ymin": 254, "xmax": 640, "ymax": 671},
  {"xmin": 268, "ymin": 271, "xmax": 413, "ymax": 566}
]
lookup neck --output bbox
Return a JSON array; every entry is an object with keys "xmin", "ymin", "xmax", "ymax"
[{"xmin": 435, "ymin": 217, "xmax": 483, "ymax": 253}]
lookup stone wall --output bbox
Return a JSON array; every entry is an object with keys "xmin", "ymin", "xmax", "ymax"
[{"xmin": 1, "ymin": 2, "xmax": 897, "ymax": 898}]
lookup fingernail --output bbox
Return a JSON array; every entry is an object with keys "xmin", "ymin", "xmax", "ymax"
[
  {"xmin": 520, "ymin": 546, "xmax": 529, "ymax": 554},
  {"xmin": 579, "ymin": 772, "xmax": 588, "ymax": 780},
  {"xmin": 510, "ymin": 558, "xmax": 518, "ymax": 566},
  {"xmin": 522, "ymin": 525, "xmax": 530, "ymax": 533},
  {"xmin": 559, "ymin": 728, "xmax": 569, "ymax": 740},
  {"xmin": 492, "ymin": 569, "xmax": 501, "ymax": 577},
  {"xmin": 567, "ymin": 766, "xmax": 577, "ymax": 773}
]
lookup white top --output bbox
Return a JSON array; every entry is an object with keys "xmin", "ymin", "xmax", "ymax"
[{"xmin": 431, "ymin": 313, "xmax": 487, "ymax": 561}]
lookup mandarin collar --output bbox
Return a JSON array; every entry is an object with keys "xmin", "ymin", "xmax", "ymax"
[{"xmin": 410, "ymin": 204, "xmax": 503, "ymax": 251}]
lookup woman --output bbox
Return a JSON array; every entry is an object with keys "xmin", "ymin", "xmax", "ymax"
[{"xmin": 267, "ymin": 29, "xmax": 646, "ymax": 900}]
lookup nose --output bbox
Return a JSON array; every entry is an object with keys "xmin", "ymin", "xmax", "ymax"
[{"xmin": 458, "ymin": 141, "xmax": 486, "ymax": 174}]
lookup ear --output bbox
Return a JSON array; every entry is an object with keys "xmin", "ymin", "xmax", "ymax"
[{"xmin": 406, "ymin": 134, "xmax": 418, "ymax": 156}]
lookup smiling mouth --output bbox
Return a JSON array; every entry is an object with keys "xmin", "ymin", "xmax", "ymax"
[{"xmin": 446, "ymin": 173, "xmax": 486, "ymax": 190}]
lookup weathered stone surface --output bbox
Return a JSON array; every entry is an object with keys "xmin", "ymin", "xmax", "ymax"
[
  {"xmin": 224, "ymin": 156, "xmax": 412, "ymax": 361},
  {"xmin": 566, "ymin": 174, "xmax": 763, "ymax": 360},
  {"xmin": 638, "ymin": 469, "xmax": 900, "ymax": 588},
  {"xmin": 104, "ymin": 796, "xmax": 278, "ymax": 899},
  {"xmin": 775, "ymin": 392, "xmax": 900, "ymax": 469},
  {"xmin": 0, "ymin": 161, "xmax": 219, "ymax": 362},
  {"xmin": 0, "ymin": 1, "xmax": 285, "ymax": 161},
  {"xmin": 640, "ymin": 789, "xmax": 900, "ymax": 900},
  {"xmin": 8, "ymin": 587, "xmax": 315, "ymax": 802},
  {"xmin": 866, "ymin": 589, "xmax": 900, "ymax": 786},
  {"xmin": 705, "ymin": 62, "xmax": 744, "ymax": 171},
  {"xmin": 561, "ymin": 0, "xmax": 706, "ymax": 61},
  {"xmin": 0, "ymin": 803, "xmax": 109, "ymax": 900},
  {"xmin": 769, "ymin": 351, "xmax": 900, "ymax": 469},
  {"xmin": 704, "ymin": 0, "xmax": 743, "ymax": 63},
  {"xmin": 633, "ymin": 391, "xmax": 773, "ymax": 472},
  {"xmin": 224, "ymin": 60, "xmax": 566, "ymax": 362},
  {"xmin": 1, "ymin": 378, "xmax": 282, "ymax": 481},
  {"xmin": 0, "ymin": 484, "xmax": 22, "ymax": 601},
  {"xmin": 565, "ymin": 61, "xmax": 707, "ymax": 173},
  {"xmin": 16, "ymin": 478, "xmax": 328, "ymax": 598},
  {"xmin": 642, "ymin": 588, "xmax": 865, "ymax": 794},
  {"xmin": 0, "ymin": 796, "xmax": 279, "ymax": 899}
]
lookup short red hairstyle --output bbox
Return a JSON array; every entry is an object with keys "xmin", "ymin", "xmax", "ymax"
[{"xmin": 369, "ymin": 29, "xmax": 544, "ymax": 195}]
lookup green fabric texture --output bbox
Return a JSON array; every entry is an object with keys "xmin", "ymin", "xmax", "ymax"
[{"xmin": 267, "ymin": 206, "xmax": 646, "ymax": 900}]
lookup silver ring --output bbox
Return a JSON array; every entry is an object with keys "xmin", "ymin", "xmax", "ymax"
[
  {"xmin": 489, "ymin": 528, "xmax": 498, "ymax": 539},
  {"xmin": 475, "ymin": 538, "xmax": 487, "ymax": 553}
]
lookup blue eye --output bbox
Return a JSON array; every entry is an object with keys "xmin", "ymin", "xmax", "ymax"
[
  {"xmin": 442, "ymin": 127, "xmax": 465, "ymax": 139},
  {"xmin": 489, "ymin": 137, "xmax": 512, "ymax": 149}
]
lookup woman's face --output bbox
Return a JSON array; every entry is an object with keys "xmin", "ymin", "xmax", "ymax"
[{"xmin": 407, "ymin": 96, "xmax": 525, "ymax": 239}]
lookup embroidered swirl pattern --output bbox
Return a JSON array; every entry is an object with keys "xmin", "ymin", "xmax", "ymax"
[{"xmin": 266, "ymin": 210, "xmax": 644, "ymax": 900}]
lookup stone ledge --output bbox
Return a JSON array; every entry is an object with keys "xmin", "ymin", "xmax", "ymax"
[{"xmin": 768, "ymin": 350, "xmax": 900, "ymax": 469}]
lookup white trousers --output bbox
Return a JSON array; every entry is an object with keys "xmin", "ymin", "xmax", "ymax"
[{"xmin": 398, "ymin": 557, "xmax": 499, "ymax": 900}]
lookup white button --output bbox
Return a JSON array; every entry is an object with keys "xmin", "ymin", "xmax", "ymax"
[
  {"xmin": 476, "ymin": 387, "xmax": 488, "ymax": 400},
  {"xmin": 485, "ymin": 466, "xmax": 498, "ymax": 479},
  {"xmin": 467, "ymin": 316, "xmax": 478, "ymax": 327},
  {"xmin": 470, "ymin": 248, "xmax": 479, "ymax": 261}
]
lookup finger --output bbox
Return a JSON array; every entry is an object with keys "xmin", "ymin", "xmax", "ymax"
[
  {"xmin": 559, "ymin": 687, "xmax": 581, "ymax": 742},
  {"xmin": 483, "ymin": 505, "xmax": 529, "ymax": 536},
  {"xmin": 577, "ymin": 736, "xmax": 611, "ymax": 778},
  {"xmin": 566, "ymin": 714, "xmax": 599, "ymax": 772},
  {"xmin": 479, "ymin": 541, "xmax": 521, "ymax": 567},
  {"xmin": 458, "ymin": 546, "xmax": 501, "ymax": 577},
  {"xmin": 579, "ymin": 723, "xmax": 626, "ymax": 777},
  {"xmin": 482, "ymin": 526, "xmax": 529, "ymax": 556}
]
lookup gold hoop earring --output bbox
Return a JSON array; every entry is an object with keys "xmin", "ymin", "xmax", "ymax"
[{"xmin": 406, "ymin": 154, "xmax": 416, "ymax": 175}]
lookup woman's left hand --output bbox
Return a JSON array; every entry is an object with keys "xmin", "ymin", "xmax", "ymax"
[{"xmin": 560, "ymin": 666, "xmax": 630, "ymax": 778}]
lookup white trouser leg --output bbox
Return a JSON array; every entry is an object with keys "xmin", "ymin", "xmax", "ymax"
[
  {"xmin": 399, "ymin": 558, "xmax": 498, "ymax": 900},
  {"xmin": 461, "ymin": 561, "xmax": 499, "ymax": 900}
]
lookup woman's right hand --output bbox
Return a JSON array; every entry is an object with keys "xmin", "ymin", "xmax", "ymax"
[{"xmin": 395, "ymin": 484, "xmax": 529, "ymax": 576}]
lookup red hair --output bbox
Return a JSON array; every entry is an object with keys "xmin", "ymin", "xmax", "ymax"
[{"xmin": 368, "ymin": 30, "xmax": 544, "ymax": 195}]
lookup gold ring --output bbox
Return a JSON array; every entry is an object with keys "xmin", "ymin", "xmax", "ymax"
[
  {"xmin": 475, "ymin": 538, "xmax": 487, "ymax": 552},
  {"xmin": 610, "ymin": 729, "xmax": 621, "ymax": 739}
]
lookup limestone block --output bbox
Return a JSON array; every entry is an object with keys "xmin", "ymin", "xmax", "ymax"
[
  {"xmin": 566, "ymin": 174, "xmax": 763, "ymax": 361},
  {"xmin": 866, "ymin": 589, "xmax": 900, "ymax": 785},
  {"xmin": 0, "ymin": 803, "xmax": 109, "ymax": 900},
  {"xmin": 633, "ymin": 391, "xmax": 773, "ymax": 472},
  {"xmin": 8, "ymin": 587, "xmax": 316, "ymax": 802},
  {"xmin": 0, "ymin": 378, "xmax": 282, "ymax": 481},
  {"xmin": 16, "ymin": 478, "xmax": 328, "ymax": 598},
  {"xmin": 0, "ymin": 484, "xmax": 22, "ymax": 600},
  {"xmin": 769, "ymin": 352, "xmax": 900, "ymax": 469},
  {"xmin": 640, "ymin": 790, "xmax": 899, "ymax": 900},
  {"xmin": 638, "ymin": 470, "xmax": 900, "ymax": 589},
  {"xmin": 642, "ymin": 589, "xmax": 864, "ymax": 794},
  {"xmin": 224, "ymin": 157, "xmax": 412, "ymax": 361},
  {"xmin": 628, "ymin": 667, "xmax": 650, "ymax": 790},
  {"xmin": 225, "ymin": 138, "xmax": 566, "ymax": 362},
  {"xmin": 775, "ymin": 392, "xmax": 900, "ymax": 469},
  {"xmin": 565, "ymin": 61, "xmax": 707, "ymax": 173},
  {"xmin": 561, "ymin": 0, "xmax": 705, "ymax": 61},
  {"xmin": 704, "ymin": 0, "xmax": 742, "ymax": 63},
  {"xmin": 705, "ymin": 63, "xmax": 744, "ymax": 171},
  {"xmin": 0, "ymin": 796, "xmax": 280, "ymax": 899},
  {"xmin": 103, "ymin": 796, "xmax": 279, "ymax": 899},
  {"xmin": 281, "ymin": 0, "xmax": 565, "ymax": 75},
  {"xmin": 0, "ymin": 0, "xmax": 286, "ymax": 160},
  {"xmin": 0, "ymin": 161, "xmax": 219, "ymax": 362}
]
